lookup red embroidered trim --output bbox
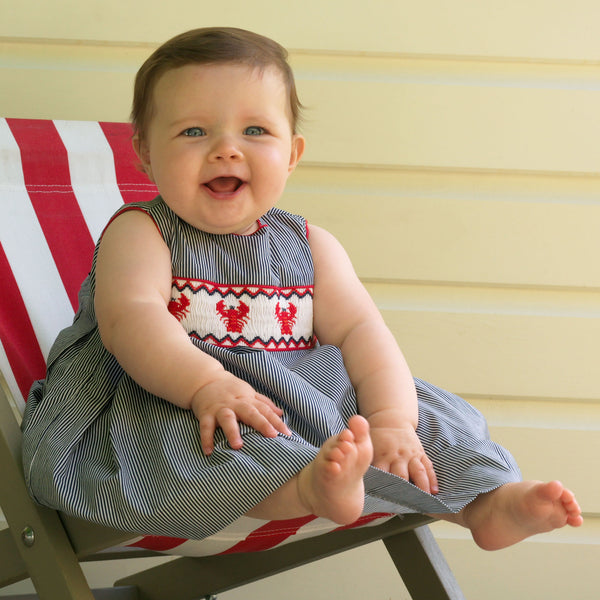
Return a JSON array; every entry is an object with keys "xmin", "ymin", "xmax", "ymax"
[{"xmin": 190, "ymin": 333, "xmax": 316, "ymax": 351}]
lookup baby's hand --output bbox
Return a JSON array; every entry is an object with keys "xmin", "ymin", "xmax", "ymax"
[
  {"xmin": 191, "ymin": 372, "xmax": 291, "ymax": 455},
  {"xmin": 369, "ymin": 423, "xmax": 439, "ymax": 495}
]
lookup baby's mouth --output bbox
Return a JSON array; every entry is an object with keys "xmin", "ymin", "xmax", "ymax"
[{"xmin": 204, "ymin": 177, "xmax": 244, "ymax": 194}]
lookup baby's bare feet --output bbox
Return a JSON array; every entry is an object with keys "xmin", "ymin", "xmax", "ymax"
[
  {"xmin": 461, "ymin": 480, "xmax": 583, "ymax": 550},
  {"xmin": 296, "ymin": 415, "xmax": 373, "ymax": 524}
]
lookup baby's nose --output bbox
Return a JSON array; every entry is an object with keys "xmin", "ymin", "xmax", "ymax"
[{"xmin": 210, "ymin": 136, "xmax": 243, "ymax": 161}]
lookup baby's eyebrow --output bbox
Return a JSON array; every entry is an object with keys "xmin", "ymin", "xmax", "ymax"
[
  {"xmin": 242, "ymin": 114, "xmax": 288, "ymax": 130},
  {"xmin": 168, "ymin": 115, "xmax": 208, "ymax": 128}
]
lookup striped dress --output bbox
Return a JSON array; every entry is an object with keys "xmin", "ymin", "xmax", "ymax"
[{"xmin": 21, "ymin": 198, "xmax": 521, "ymax": 541}]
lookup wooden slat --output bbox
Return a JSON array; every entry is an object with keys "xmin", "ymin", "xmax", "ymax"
[
  {"xmin": 379, "ymin": 309, "xmax": 600, "ymax": 400},
  {"xmin": 469, "ymin": 397, "xmax": 600, "ymax": 430},
  {"xmin": 0, "ymin": 66, "xmax": 134, "ymax": 122},
  {"xmin": 3, "ymin": 1, "xmax": 600, "ymax": 61},
  {"xmin": 432, "ymin": 523, "xmax": 599, "ymax": 600},
  {"xmin": 487, "ymin": 427, "xmax": 599, "ymax": 512},
  {"xmin": 283, "ymin": 183, "xmax": 600, "ymax": 288},
  {"xmin": 298, "ymin": 78, "xmax": 600, "ymax": 172}
]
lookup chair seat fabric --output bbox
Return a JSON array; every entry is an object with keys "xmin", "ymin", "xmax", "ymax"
[{"xmin": 121, "ymin": 512, "xmax": 394, "ymax": 555}]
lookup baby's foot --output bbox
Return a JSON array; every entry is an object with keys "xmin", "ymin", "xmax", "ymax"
[
  {"xmin": 297, "ymin": 415, "xmax": 373, "ymax": 524},
  {"xmin": 463, "ymin": 480, "xmax": 583, "ymax": 550}
]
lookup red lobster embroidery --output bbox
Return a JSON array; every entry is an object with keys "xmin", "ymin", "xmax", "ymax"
[
  {"xmin": 168, "ymin": 293, "xmax": 191, "ymax": 321},
  {"xmin": 275, "ymin": 301, "xmax": 297, "ymax": 335},
  {"xmin": 216, "ymin": 299, "xmax": 250, "ymax": 333}
]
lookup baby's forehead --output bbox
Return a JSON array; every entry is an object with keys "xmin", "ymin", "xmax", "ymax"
[
  {"xmin": 151, "ymin": 61, "xmax": 295, "ymax": 123},
  {"xmin": 160, "ymin": 59, "xmax": 279, "ymax": 80}
]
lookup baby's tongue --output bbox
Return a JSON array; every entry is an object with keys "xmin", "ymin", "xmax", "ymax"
[{"xmin": 207, "ymin": 177, "xmax": 240, "ymax": 193}]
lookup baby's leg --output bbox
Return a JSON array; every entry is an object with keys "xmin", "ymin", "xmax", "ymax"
[
  {"xmin": 436, "ymin": 480, "xmax": 583, "ymax": 550},
  {"xmin": 246, "ymin": 415, "xmax": 373, "ymax": 525}
]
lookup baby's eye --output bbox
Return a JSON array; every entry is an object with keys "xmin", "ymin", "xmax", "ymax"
[
  {"xmin": 244, "ymin": 126, "xmax": 266, "ymax": 136},
  {"xmin": 182, "ymin": 127, "xmax": 206, "ymax": 137}
]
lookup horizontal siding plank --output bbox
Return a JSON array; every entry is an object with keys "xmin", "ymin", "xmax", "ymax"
[
  {"xmin": 3, "ymin": 1, "xmax": 600, "ymax": 62},
  {"xmin": 486, "ymin": 427, "xmax": 599, "ymax": 511},
  {"xmin": 5, "ymin": 40, "xmax": 600, "ymax": 89},
  {"xmin": 432, "ymin": 527, "xmax": 599, "ymax": 600},
  {"xmin": 298, "ymin": 79, "xmax": 600, "ymax": 172},
  {"xmin": 470, "ymin": 398, "xmax": 598, "ymax": 511},
  {"xmin": 362, "ymin": 283, "xmax": 600, "ymax": 322},
  {"xmin": 0, "ymin": 39, "xmax": 147, "ymax": 70},
  {"xmin": 1, "ymin": 67, "xmax": 133, "ymax": 122},
  {"xmin": 283, "ymin": 180, "xmax": 600, "ymax": 289},
  {"xmin": 377, "ymin": 309, "xmax": 599, "ymax": 400},
  {"xmin": 468, "ymin": 397, "xmax": 600, "ymax": 431},
  {"xmin": 285, "ymin": 163, "xmax": 600, "ymax": 207}
]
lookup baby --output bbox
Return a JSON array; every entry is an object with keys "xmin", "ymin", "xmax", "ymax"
[{"xmin": 22, "ymin": 27, "xmax": 582, "ymax": 550}]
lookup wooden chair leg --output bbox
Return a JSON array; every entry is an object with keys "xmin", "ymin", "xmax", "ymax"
[
  {"xmin": 0, "ymin": 379, "xmax": 95, "ymax": 600},
  {"xmin": 383, "ymin": 525, "xmax": 465, "ymax": 600}
]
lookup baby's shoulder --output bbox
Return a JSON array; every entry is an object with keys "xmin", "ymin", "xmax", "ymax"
[{"xmin": 262, "ymin": 207, "xmax": 309, "ymax": 241}]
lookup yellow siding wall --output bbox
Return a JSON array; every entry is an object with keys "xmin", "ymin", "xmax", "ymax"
[{"xmin": 1, "ymin": 1, "xmax": 598, "ymax": 598}]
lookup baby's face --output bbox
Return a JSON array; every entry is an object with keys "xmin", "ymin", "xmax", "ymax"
[{"xmin": 135, "ymin": 62, "xmax": 304, "ymax": 235}]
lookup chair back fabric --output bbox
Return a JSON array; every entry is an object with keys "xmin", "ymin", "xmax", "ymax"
[{"xmin": 0, "ymin": 118, "xmax": 157, "ymax": 411}]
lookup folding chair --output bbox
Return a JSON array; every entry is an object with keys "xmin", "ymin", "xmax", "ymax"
[{"xmin": 0, "ymin": 117, "xmax": 465, "ymax": 600}]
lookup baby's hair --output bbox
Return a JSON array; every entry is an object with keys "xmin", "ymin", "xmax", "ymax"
[{"xmin": 131, "ymin": 27, "xmax": 303, "ymax": 141}]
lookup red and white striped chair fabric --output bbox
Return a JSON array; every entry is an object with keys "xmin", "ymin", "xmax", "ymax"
[{"xmin": 0, "ymin": 117, "xmax": 392, "ymax": 557}]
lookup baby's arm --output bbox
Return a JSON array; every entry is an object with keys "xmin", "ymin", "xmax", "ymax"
[
  {"xmin": 310, "ymin": 225, "xmax": 438, "ymax": 494},
  {"xmin": 95, "ymin": 211, "xmax": 290, "ymax": 454}
]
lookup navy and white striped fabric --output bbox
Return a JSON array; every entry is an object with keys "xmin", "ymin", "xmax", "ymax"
[{"xmin": 21, "ymin": 196, "xmax": 521, "ymax": 542}]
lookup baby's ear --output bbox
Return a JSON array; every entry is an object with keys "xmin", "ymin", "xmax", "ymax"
[
  {"xmin": 132, "ymin": 135, "xmax": 154, "ymax": 181},
  {"xmin": 288, "ymin": 134, "xmax": 305, "ymax": 173}
]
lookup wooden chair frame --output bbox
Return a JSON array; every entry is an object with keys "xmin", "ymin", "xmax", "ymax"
[{"xmin": 0, "ymin": 369, "xmax": 464, "ymax": 599}]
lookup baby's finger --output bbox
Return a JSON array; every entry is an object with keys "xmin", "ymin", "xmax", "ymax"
[
  {"xmin": 408, "ymin": 456, "xmax": 437, "ymax": 494},
  {"xmin": 408, "ymin": 456, "xmax": 433, "ymax": 495},
  {"xmin": 232, "ymin": 403, "xmax": 282, "ymax": 440},
  {"xmin": 383, "ymin": 458, "xmax": 409, "ymax": 482},
  {"xmin": 255, "ymin": 393, "xmax": 284, "ymax": 416},
  {"xmin": 198, "ymin": 414, "xmax": 217, "ymax": 455},
  {"xmin": 423, "ymin": 455, "xmax": 439, "ymax": 494},
  {"xmin": 215, "ymin": 407, "xmax": 244, "ymax": 450},
  {"xmin": 256, "ymin": 401, "xmax": 292, "ymax": 436}
]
